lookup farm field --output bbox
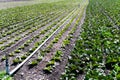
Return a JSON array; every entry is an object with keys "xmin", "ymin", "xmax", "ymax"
[
  {"xmin": 0, "ymin": 0, "xmax": 88, "ymax": 80},
  {"xmin": 0, "ymin": 0, "xmax": 64, "ymax": 10},
  {"xmin": 0, "ymin": 0, "xmax": 120, "ymax": 80}
]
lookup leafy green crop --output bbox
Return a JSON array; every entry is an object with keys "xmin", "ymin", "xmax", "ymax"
[
  {"xmin": 0, "ymin": 71, "xmax": 13, "ymax": 80},
  {"xmin": 61, "ymin": 0, "xmax": 120, "ymax": 79}
]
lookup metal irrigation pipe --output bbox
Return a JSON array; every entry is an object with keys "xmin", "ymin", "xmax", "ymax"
[{"xmin": 9, "ymin": 8, "xmax": 76, "ymax": 75}]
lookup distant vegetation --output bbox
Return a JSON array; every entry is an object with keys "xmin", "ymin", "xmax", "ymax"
[{"xmin": 0, "ymin": 0, "xmax": 64, "ymax": 10}]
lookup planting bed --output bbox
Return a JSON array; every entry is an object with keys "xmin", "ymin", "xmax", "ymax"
[
  {"xmin": 1, "ymin": 0, "xmax": 118, "ymax": 80},
  {"xmin": 61, "ymin": 0, "xmax": 120, "ymax": 80},
  {"xmin": 0, "ymin": 0, "xmax": 88, "ymax": 80}
]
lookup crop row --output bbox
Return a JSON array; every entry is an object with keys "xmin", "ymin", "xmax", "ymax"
[
  {"xmin": 0, "ymin": 0, "xmax": 89, "ymax": 79},
  {"xmin": 0, "ymin": 1, "xmax": 77, "ymax": 28},
  {"xmin": 17, "ymin": 7, "xmax": 78, "ymax": 66},
  {"xmin": 19, "ymin": 7, "xmax": 84, "ymax": 80},
  {"xmin": 0, "ymin": 8, "xmax": 74, "ymax": 72},
  {"xmin": 99, "ymin": 0, "xmax": 120, "ymax": 27},
  {"xmin": 0, "ymin": 10, "xmax": 66, "ymax": 51},
  {"xmin": 0, "ymin": 10, "xmax": 60, "ymax": 39},
  {"xmin": 0, "ymin": 8, "xmax": 77, "ymax": 71},
  {"xmin": 8, "ymin": 7, "xmax": 79, "ymax": 76},
  {"xmin": 61, "ymin": 0, "xmax": 120, "ymax": 80},
  {"xmin": 13, "ymin": 7, "xmax": 81, "ymax": 77},
  {"xmin": 43, "ymin": 8, "xmax": 83, "ymax": 74}
]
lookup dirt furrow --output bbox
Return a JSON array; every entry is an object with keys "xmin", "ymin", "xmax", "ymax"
[
  {"xmin": 9, "ymin": 11, "xmax": 70, "ymax": 70},
  {"xmin": 0, "ymin": 11, "xmax": 70, "ymax": 71},
  {"xmin": 0, "ymin": 11, "xmax": 63, "ymax": 50},
  {"xmin": 13, "ymin": 8, "xmax": 78, "ymax": 80},
  {"xmin": 47, "ymin": 6, "xmax": 86, "ymax": 80},
  {"xmin": 0, "ymin": 11, "xmax": 68, "ymax": 55}
]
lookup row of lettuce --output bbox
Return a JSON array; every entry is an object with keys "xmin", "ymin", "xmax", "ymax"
[
  {"xmin": 61, "ymin": 0, "xmax": 120, "ymax": 79},
  {"xmin": 0, "ymin": 0, "xmax": 83, "ymax": 80},
  {"xmin": 0, "ymin": 0, "xmax": 80, "ymax": 36}
]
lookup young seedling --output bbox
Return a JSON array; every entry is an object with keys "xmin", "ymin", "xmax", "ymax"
[
  {"xmin": 1, "ymin": 56, "xmax": 6, "ymax": 61},
  {"xmin": 14, "ymin": 49, "xmax": 21, "ymax": 53},
  {"xmin": 36, "ymin": 56, "xmax": 43, "ymax": 62},
  {"xmin": 8, "ymin": 53, "xmax": 15, "ymax": 57},
  {"xmin": 43, "ymin": 66, "xmax": 53, "ymax": 73},
  {"xmin": 13, "ymin": 57, "xmax": 21, "ymax": 65},
  {"xmin": 28, "ymin": 60, "xmax": 38, "ymax": 67},
  {"xmin": 21, "ymin": 55, "xmax": 27, "ymax": 60}
]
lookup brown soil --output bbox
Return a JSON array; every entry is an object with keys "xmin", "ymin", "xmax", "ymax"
[
  {"xmin": 0, "ymin": 5, "xmax": 87, "ymax": 80},
  {"xmin": 9, "ymin": 12, "xmax": 67, "ymax": 70},
  {"xmin": 13, "ymin": 8, "xmax": 77, "ymax": 80},
  {"xmin": 0, "ymin": 11, "xmax": 67, "ymax": 71},
  {"xmin": 47, "ymin": 7, "xmax": 87, "ymax": 80},
  {"xmin": 0, "ymin": 11, "xmax": 66, "ymax": 55}
]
